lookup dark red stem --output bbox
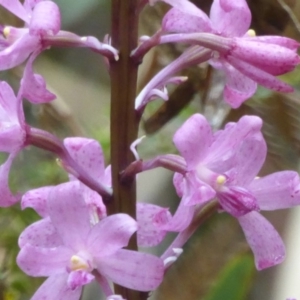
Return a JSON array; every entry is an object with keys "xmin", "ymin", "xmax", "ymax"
[{"xmin": 110, "ymin": 1, "xmax": 142, "ymax": 299}]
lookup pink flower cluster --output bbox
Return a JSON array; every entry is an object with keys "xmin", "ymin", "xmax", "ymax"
[
  {"xmin": 0, "ymin": 0, "xmax": 299, "ymax": 299},
  {"xmin": 135, "ymin": 0, "xmax": 300, "ymax": 109}
]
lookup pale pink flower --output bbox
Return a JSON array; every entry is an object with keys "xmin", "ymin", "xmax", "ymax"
[
  {"xmin": 160, "ymin": 0, "xmax": 300, "ymax": 107},
  {"xmin": 17, "ymin": 181, "xmax": 164, "ymax": 299},
  {"xmin": 168, "ymin": 113, "xmax": 300, "ymax": 269}
]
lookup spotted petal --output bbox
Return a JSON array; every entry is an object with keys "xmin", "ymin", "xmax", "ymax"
[
  {"xmin": 249, "ymin": 171, "xmax": 300, "ymax": 210},
  {"xmin": 96, "ymin": 249, "xmax": 164, "ymax": 291},
  {"xmin": 47, "ymin": 181, "xmax": 91, "ymax": 250},
  {"xmin": 31, "ymin": 274, "xmax": 81, "ymax": 300},
  {"xmin": 173, "ymin": 113, "xmax": 213, "ymax": 169},
  {"xmin": 17, "ymin": 244, "xmax": 73, "ymax": 276},
  {"xmin": 162, "ymin": 8, "xmax": 212, "ymax": 33},
  {"xmin": 137, "ymin": 203, "xmax": 171, "ymax": 247},
  {"xmin": 238, "ymin": 211, "xmax": 285, "ymax": 270},
  {"xmin": 19, "ymin": 217, "xmax": 62, "ymax": 248},
  {"xmin": 210, "ymin": 0, "xmax": 251, "ymax": 37}
]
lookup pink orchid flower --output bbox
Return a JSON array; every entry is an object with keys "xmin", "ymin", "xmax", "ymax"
[
  {"xmin": 161, "ymin": 0, "xmax": 300, "ymax": 107},
  {"xmin": 17, "ymin": 181, "xmax": 164, "ymax": 299},
  {"xmin": 22, "ymin": 136, "xmax": 171, "ymax": 247},
  {"xmin": 169, "ymin": 113, "xmax": 300, "ymax": 269}
]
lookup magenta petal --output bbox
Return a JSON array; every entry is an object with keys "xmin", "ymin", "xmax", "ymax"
[
  {"xmin": 31, "ymin": 274, "xmax": 82, "ymax": 300},
  {"xmin": 0, "ymin": 152, "xmax": 20, "ymax": 207},
  {"xmin": 162, "ymin": 199, "xmax": 195, "ymax": 232},
  {"xmin": 232, "ymin": 133, "xmax": 266, "ymax": 186},
  {"xmin": 64, "ymin": 138, "xmax": 106, "ymax": 182},
  {"xmin": 205, "ymin": 115, "xmax": 263, "ymax": 172},
  {"xmin": 17, "ymin": 244, "xmax": 72, "ymax": 276},
  {"xmin": 245, "ymin": 36, "xmax": 300, "ymax": 51},
  {"xmin": 0, "ymin": 81, "xmax": 25, "ymax": 152},
  {"xmin": 21, "ymin": 186, "xmax": 52, "ymax": 217},
  {"xmin": 0, "ymin": 33, "xmax": 39, "ymax": 71},
  {"xmin": 104, "ymin": 165, "xmax": 112, "ymax": 186},
  {"xmin": 67, "ymin": 270, "xmax": 94, "ymax": 290},
  {"xmin": 161, "ymin": 0, "xmax": 207, "ymax": 17},
  {"xmin": 238, "ymin": 211, "xmax": 285, "ymax": 270},
  {"xmin": 137, "ymin": 203, "xmax": 171, "ymax": 247},
  {"xmin": 218, "ymin": 186, "xmax": 258, "ymax": 217},
  {"xmin": 0, "ymin": 124, "xmax": 24, "ymax": 152},
  {"xmin": 173, "ymin": 114, "xmax": 213, "ymax": 168},
  {"xmin": 0, "ymin": 81, "xmax": 21, "ymax": 123},
  {"xmin": 21, "ymin": 51, "xmax": 56, "ymax": 103},
  {"xmin": 249, "ymin": 171, "xmax": 300, "ymax": 210},
  {"xmin": 173, "ymin": 172, "xmax": 184, "ymax": 197},
  {"xmin": 87, "ymin": 214, "xmax": 137, "ymax": 257},
  {"xmin": 48, "ymin": 181, "xmax": 91, "ymax": 250},
  {"xmin": 19, "ymin": 217, "xmax": 62, "ymax": 248},
  {"xmin": 183, "ymin": 172, "xmax": 216, "ymax": 206},
  {"xmin": 96, "ymin": 249, "xmax": 164, "ymax": 291},
  {"xmin": 162, "ymin": 8, "xmax": 212, "ymax": 33},
  {"xmin": 227, "ymin": 56, "xmax": 294, "ymax": 93},
  {"xmin": 231, "ymin": 39, "xmax": 300, "ymax": 75},
  {"xmin": 210, "ymin": 0, "xmax": 251, "ymax": 37},
  {"xmin": 29, "ymin": 1, "xmax": 61, "ymax": 36},
  {"xmin": 82, "ymin": 183, "xmax": 107, "ymax": 220},
  {"xmin": 222, "ymin": 62, "xmax": 257, "ymax": 108},
  {"xmin": 0, "ymin": 0, "xmax": 29, "ymax": 23}
]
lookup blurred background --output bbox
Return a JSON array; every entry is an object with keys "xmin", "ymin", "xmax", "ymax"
[{"xmin": 0, "ymin": 0, "xmax": 300, "ymax": 299}]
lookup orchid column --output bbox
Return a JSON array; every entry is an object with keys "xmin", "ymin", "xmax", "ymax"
[{"xmin": 110, "ymin": 1, "xmax": 140, "ymax": 299}]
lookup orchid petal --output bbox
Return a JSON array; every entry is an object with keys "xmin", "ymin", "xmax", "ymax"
[
  {"xmin": 173, "ymin": 114, "xmax": 213, "ymax": 169},
  {"xmin": 31, "ymin": 274, "xmax": 81, "ymax": 300},
  {"xmin": 222, "ymin": 62, "xmax": 257, "ymax": 108},
  {"xmin": 0, "ymin": 82, "xmax": 25, "ymax": 152},
  {"xmin": 96, "ymin": 249, "xmax": 164, "ymax": 291},
  {"xmin": 0, "ymin": 152, "xmax": 20, "ymax": 207},
  {"xmin": 21, "ymin": 51, "xmax": 56, "ymax": 103},
  {"xmin": 0, "ymin": 33, "xmax": 39, "ymax": 71},
  {"xmin": 173, "ymin": 172, "xmax": 184, "ymax": 197},
  {"xmin": 162, "ymin": 198, "xmax": 195, "ymax": 232},
  {"xmin": 48, "ymin": 181, "xmax": 91, "ymax": 250},
  {"xmin": 137, "ymin": 203, "xmax": 171, "ymax": 247},
  {"xmin": 160, "ymin": 0, "xmax": 207, "ymax": 17},
  {"xmin": 0, "ymin": 0, "xmax": 29, "ymax": 23},
  {"xmin": 104, "ymin": 165, "xmax": 112, "ymax": 186},
  {"xmin": 184, "ymin": 171, "xmax": 216, "ymax": 205},
  {"xmin": 245, "ymin": 36, "xmax": 300, "ymax": 51},
  {"xmin": 19, "ymin": 217, "xmax": 62, "ymax": 248},
  {"xmin": 0, "ymin": 81, "xmax": 21, "ymax": 123},
  {"xmin": 231, "ymin": 39, "xmax": 300, "ymax": 75},
  {"xmin": 82, "ymin": 183, "xmax": 107, "ymax": 220},
  {"xmin": 232, "ymin": 133, "xmax": 267, "ymax": 186},
  {"xmin": 218, "ymin": 186, "xmax": 259, "ymax": 217},
  {"xmin": 21, "ymin": 186, "xmax": 52, "ymax": 217},
  {"xmin": 87, "ymin": 214, "xmax": 137, "ymax": 257},
  {"xmin": 210, "ymin": 0, "xmax": 251, "ymax": 37},
  {"xmin": 162, "ymin": 8, "xmax": 212, "ymax": 33},
  {"xmin": 227, "ymin": 56, "xmax": 294, "ymax": 93},
  {"xmin": 17, "ymin": 244, "xmax": 72, "ymax": 276},
  {"xmin": 67, "ymin": 270, "xmax": 94, "ymax": 290},
  {"xmin": 64, "ymin": 138, "xmax": 106, "ymax": 182},
  {"xmin": 205, "ymin": 115, "xmax": 263, "ymax": 172},
  {"xmin": 24, "ymin": 0, "xmax": 43, "ymax": 12},
  {"xmin": 29, "ymin": 0, "xmax": 61, "ymax": 36},
  {"xmin": 249, "ymin": 171, "xmax": 300, "ymax": 210},
  {"xmin": 238, "ymin": 211, "xmax": 285, "ymax": 270}
]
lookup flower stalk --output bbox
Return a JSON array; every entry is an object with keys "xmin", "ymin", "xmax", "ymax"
[{"xmin": 110, "ymin": 1, "xmax": 141, "ymax": 298}]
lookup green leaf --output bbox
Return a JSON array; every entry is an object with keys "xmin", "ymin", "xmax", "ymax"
[{"xmin": 203, "ymin": 254, "xmax": 255, "ymax": 300}]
